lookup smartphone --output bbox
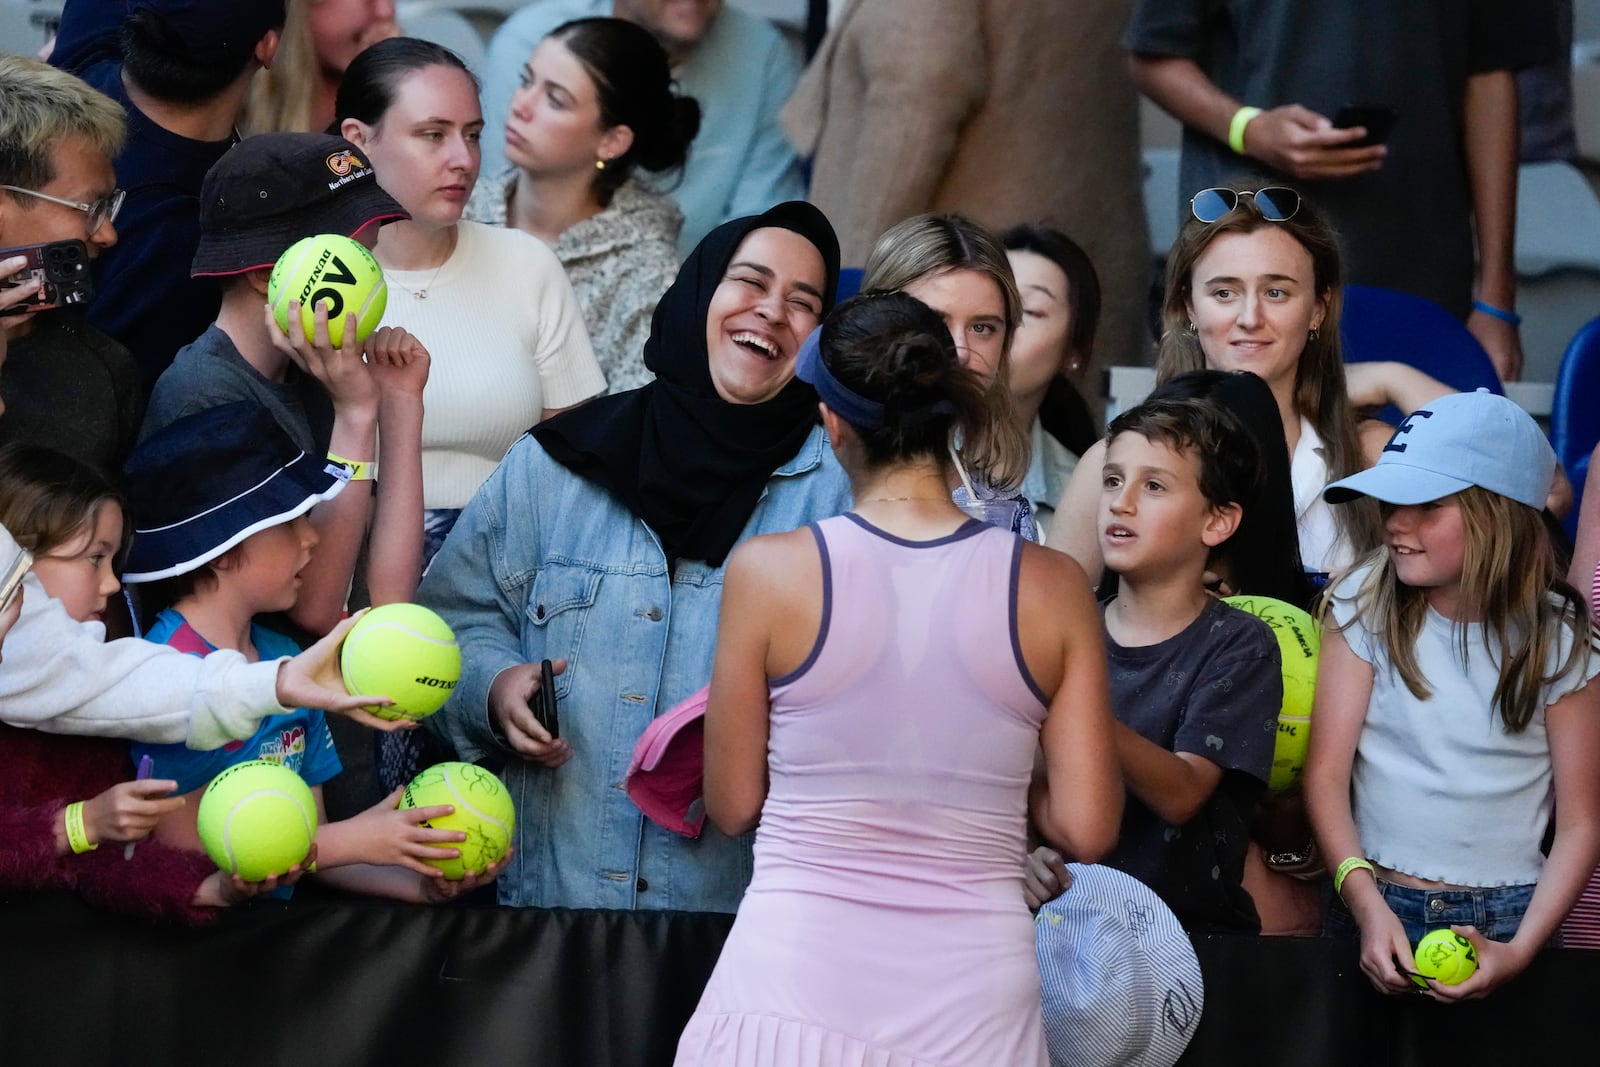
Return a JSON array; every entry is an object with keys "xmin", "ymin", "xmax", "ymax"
[
  {"xmin": 1332, "ymin": 105, "xmax": 1399, "ymax": 148},
  {"xmin": 531, "ymin": 658, "xmax": 559, "ymax": 740},
  {"xmin": 0, "ymin": 546, "xmax": 32, "ymax": 613},
  {"xmin": 0, "ymin": 239, "xmax": 94, "ymax": 316}
]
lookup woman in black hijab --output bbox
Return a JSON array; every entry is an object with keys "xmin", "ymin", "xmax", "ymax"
[{"xmin": 419, "ymin": 202, "xmax": 852, "ymax": 913}]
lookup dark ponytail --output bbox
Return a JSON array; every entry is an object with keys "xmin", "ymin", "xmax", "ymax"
[
  {"xmin": 820, "ymin": 292, "xmax": 987, "ymax": 468},
  {"xmin": 549, "ymin": 17, "xmax": 701, "ymax": 203}
]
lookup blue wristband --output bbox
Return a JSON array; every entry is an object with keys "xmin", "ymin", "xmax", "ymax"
[{"xmin": 1472, "ymin": 299, "xmax": 1522, "ymax": 326}]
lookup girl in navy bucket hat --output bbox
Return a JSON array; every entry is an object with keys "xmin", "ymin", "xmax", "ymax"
[{"xmin": 1306, "ymin": 390, "xmax": 1600, "ymax": 1000}]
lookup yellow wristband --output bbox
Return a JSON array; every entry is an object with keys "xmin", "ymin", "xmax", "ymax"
[
  {"xmin": 64, "ymin": 801, "xmax": 97, "ymax": 854},
  {"xmin": 326, "ymin": 452, "xmax": 375, "ymax": 482},
  {"xmin": 1334, "ymin": 856, "xmax": 1374, "ymax": 897},
  {"xmin": 1228, "ymin": 105, "xmax": 1262, "ymax": 155}
]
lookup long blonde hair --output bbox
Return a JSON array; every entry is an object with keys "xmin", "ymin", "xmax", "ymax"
[
  {"xmin": 1156, "ymin": 180, "xmax": 1382, "ymax": 556},
  {"xmin": 241, "ymin": 0, "xmax": 318, "ymax": 134},
  {"xmin": 1327, "ymin": 488, "xmax": 1595, "ymax": 732},
  {"xmin": 862, "ymin": 214, "xmax": 1029, "ymax": 491}
]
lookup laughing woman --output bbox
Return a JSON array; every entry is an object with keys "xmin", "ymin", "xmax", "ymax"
[{"xmin": 419, "ymin": 202, "xmax": 853, "ymax": 912}]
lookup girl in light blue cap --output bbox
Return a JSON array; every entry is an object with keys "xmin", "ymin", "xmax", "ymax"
[{"xmin": 1305, "ymin": 389, "xmax": 1600, "ymax": 1001}]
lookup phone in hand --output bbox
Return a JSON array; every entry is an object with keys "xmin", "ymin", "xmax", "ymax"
[
  {"xmin": 1332, "ymin": 104, "xmax": 1399, "ymax": 148},
  {"xmin": 531, "ymin": 658, "xmax": 559, "ymax": 740},
  {"xmin": 0, "ymin": 546, "xmax": 33, "ymax": 613},
  {"xmin": 0, "ymin": 239, "xmax": 94, "ymax": 316}
]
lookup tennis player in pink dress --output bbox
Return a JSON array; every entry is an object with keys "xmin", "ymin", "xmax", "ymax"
[{"xmin": 675, "ymin": 291, "xmax": 1122, "ymax": 1065}]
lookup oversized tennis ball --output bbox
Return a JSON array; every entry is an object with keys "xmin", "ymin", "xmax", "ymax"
[
  {"xmin": 340, "ymin": 603, "xmax": 461, "ymax": 722},
  {"xmin": 1411, "ymin": 929, "xmax": 1478, "ymax": 988},
  {"xmin": 196, "ymin": 759, "xmax": 317, "ymax": 881},
  {"xmin": 268, "ymin": 233, "xmax": 387, "ymax": 348},
  {"xmin": 400, "ymin": 761, "xmax": 515, "ymax": 879},
  {"xmin": 1223, "ymin": 595, "xmax": 1321, "ymax": 792}
]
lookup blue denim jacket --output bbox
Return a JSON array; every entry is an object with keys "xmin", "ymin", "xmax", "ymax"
[{"xmin": 419, "ymin": 424, "xmax": 852, "ymax": 912}]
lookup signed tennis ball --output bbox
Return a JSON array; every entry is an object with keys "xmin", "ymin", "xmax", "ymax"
[
  {"xmin": 1411, "ymin": 929, "xmax": 1478, "ymax": 987},
  {"xmin": 340, "ymin": 603, "xmax": 461, "ymax": 722},
  {"xmin": 268, "ymin": 233, "xmax": 387, "ymax": 348},
  {"xmin": 1223, "ymin": 595, "xmax": 1321, "ymax": 792},
  {"xmin": 399, "ymin": 762, "xmax": 515, "ymax": 879},
  {"xmin": 196, "ymin": 760, "xmax": 317, "ymax": 881}
]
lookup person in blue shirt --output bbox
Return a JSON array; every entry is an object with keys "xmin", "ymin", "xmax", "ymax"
[
  {"xmin": 479, "ymin": 0, "xmax": 806, "ymax": 257},
  {"xmin": 124, "ymin": 401, "xmax": 503, "ymax": 903},
  {"xmin": 420, "ymin": 201, "xmax": 851, "ymax": 912}
]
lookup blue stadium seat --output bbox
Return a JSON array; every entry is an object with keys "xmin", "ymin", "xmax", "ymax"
[
  {"xmin": 1552, "ymin": 314, "xmax": 1600, "ymax": 540},
  {"xmin": 836, "ymin": 267, "xmax": 864, "ymax": 303},
  {"xmin": 1340, "ymin": 284, "xmax": 1502, "ymax": 426}
]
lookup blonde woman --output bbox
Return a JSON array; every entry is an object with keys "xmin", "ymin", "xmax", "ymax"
[{"xmin": 243, "ymin": 0, "xmax": 400, "ymax": 134}]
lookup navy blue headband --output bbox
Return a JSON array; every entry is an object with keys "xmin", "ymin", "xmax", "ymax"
[{"xmin": 796, "ymin": 327, "xmax": 956, "ymax": 431}]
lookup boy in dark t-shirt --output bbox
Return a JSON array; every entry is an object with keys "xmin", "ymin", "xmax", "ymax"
[{"xmin": 1092, "ymin": 388, "xmax": 1282, "ymax": 931}]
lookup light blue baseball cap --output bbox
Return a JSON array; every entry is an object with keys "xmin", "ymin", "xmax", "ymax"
[{"xmin": 1323, "ymin": 389, "xmax": 1555, "ymax": 509}]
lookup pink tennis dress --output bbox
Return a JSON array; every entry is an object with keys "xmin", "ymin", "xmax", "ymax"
[{"xmin": 674, "ymin": 515, "xmax": 1050, "ymax": 1066}]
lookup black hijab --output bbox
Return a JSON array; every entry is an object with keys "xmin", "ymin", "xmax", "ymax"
[{"xmin": 534, "ymin": 202, "xmax": 841, "ymax": 566}]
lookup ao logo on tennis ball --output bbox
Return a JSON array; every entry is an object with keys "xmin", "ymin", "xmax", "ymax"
[
  {"xmin": 401, "ymin": 762, "xmax": 515, "ymax": 879},
  {"xmin": 340, "ymin": 603, "xmax": 461, "ymax": 722},
  {"xmin": 268, "ymin": 233, "xmax": 387, "ymax": 348},
  {"xmin": 196, "ymin": 760, "xmax": 317, "ymax": 882},
  {"xmin": 1222, "ymin": 595, "xmax": 1321, "ymax": 793}
]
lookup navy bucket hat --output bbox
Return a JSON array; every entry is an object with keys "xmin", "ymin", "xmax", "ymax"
[{"xmin": 121, "ymin": 403, "xmax": 349, "ymax": 583}]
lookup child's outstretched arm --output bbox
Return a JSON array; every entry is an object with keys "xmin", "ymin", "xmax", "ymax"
[
  {"xmin": 1435, "ymin": 678, "xmax": 1600, "ymax": 1001},
  {"xmin": 1302, "ymin": 627, "xmax": 1415, "ymax": 994},
  {"xmin": 1024, "ymin": 544, "xmax": 1122, "ymax": 862},
  {"xmin": 263, "ymin": 301, "xmax": 379, "ymax": 636},
  {"xmin": 364, "ymin": 327, "xmax": 428, "ymax": 605},
  {"xmin": 310, "ymin": 786, "xmax": 466, "ymax": 877}
]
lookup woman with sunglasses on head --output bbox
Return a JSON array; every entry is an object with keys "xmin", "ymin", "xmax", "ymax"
[
  {"xmin": 860, "ymin": 214, "xmax": 1037, "ymax": 539},
  {"xmin": 419, "ymin": 203, "xmax": 855, "ymax": 914},
  {"xmin": 465, "ymin": 18, "xmax": 701, "ymax": 394},
  {"xmin": 1050, "ymin": 181, "xmax": 1454, "ymax": 587}
]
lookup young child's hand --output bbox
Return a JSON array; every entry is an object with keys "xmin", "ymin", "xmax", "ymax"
[
  {"xmin": 1356, "ymin": 904, "xmax": 1422, "ymax": 996},
  {"xmin": 80, "ymin": 778, "xmax": 185, "ymax": 847},
  {"xmin": 262, "ymin": 300, "xmax": 379, "ymax": 416},
  {"xmin": 366, "ymin": 326, "xmax": 431, "ymax": 400},
  {"xmin": 419, "ymin": 850, "xmax": 512, "ymax": 904},
  {"xmin": 1418, "ymin": 925, "xmax": 1527, "ymax": 1002},
  {"xmin": 277, "ymin": 610, "xmax": 415, "ymax": 731},
  {"xmin": 337, "ymin": 787, "xmax": 467, "ymax": 875},
  {"xmin": 193, "ymin": 844, "xmax": 318, "ymax": 906},
  {"xmin": 1023, "ymin": 846, "xmax": 1071, "ymax": 910}
]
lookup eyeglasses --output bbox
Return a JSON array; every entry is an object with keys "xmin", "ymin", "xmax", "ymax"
[
  {"xmin": 0, "ymin": 185, "xmax": 126, "ymax": 234},
  {"xmin": 1190, "ymin": 187, "xmax": 1301, "ymax": 224}
]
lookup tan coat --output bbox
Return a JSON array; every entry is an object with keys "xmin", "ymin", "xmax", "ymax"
[{"xmin": 783, "ymin": 0, "xmax": 1152, "ymax": 380}]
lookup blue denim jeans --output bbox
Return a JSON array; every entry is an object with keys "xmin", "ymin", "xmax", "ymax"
[{"xmin": 1325, "ymin": 877, "xmax": 1537, "ymax": 943}]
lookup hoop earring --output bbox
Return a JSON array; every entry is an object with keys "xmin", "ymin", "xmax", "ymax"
[
  {"xmin": 1308, "ymin": 327, "xmax": 1319, "ymax": 341},
  {"xmin": 1187, "ymin": 321, "xmax": 1197, "ymax": 333}
]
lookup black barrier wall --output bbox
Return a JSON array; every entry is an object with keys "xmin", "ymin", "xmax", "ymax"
[{"xmin": 0, "ymin": 889, "xmax": 1593, "ymax": 1066}]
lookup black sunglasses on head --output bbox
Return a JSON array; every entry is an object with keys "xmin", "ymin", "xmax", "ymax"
[{"xmin": 1190, "ymin": 187, "xmax": 1302, "ymax": 224}]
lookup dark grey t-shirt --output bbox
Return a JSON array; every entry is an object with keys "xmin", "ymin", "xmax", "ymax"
[
  {"xmin": 140, "ymin": 324, "xmax": 334, "ymax": 455},
  {"xmin": 1125, "ymin": 0, "xmax": 1556, "ymax": 317},
  {"xmin": 1100, "ymin": 596, "xmax": 1281, "ymax": 932},
  {"xmin": 0, "ymin": 311, "xmax": 142, "ymax": 473}
]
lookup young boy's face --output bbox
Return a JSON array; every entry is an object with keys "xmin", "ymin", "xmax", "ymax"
[
  {"xmin": 229, "ymin": 515, "xmax": 319, "ymax": 615},
  {"xmin": 1099, "ymin": 432, "xmax": 1232, "ymax": 582}
]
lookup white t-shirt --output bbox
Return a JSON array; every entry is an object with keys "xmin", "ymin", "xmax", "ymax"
[
  {"xmin": 384, "ymin": 221, "xmax": 607, "ymax": 509},
  {"xmin": 1291, "ymin": 416, "xmax": 1350, "ymax": 575},
  {"xmin": 1328, "ymin": 561, "xmax": 1600, "ymax": 887}
]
